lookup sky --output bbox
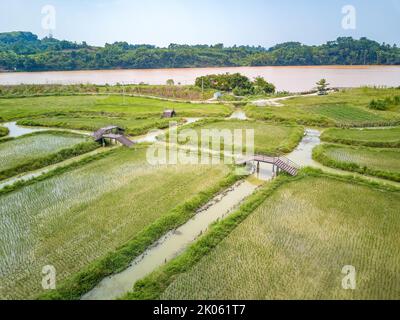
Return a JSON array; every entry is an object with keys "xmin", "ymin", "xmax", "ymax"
[{"xmin": 0, "ymin": 0, "xmax": 399, "ymax": 47}]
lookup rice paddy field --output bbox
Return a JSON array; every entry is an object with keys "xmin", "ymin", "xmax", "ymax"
[
  {"xmin": 0, "ymin": 95, "xmax": 233, "ymax": 121},
  {"xmin": 173, "ymin": 120, "xmax": 304, "ymax": 155},
  {"xmin": 16, "ymin": 116, "xmax": 174, "ymax": 136},
  {"xmin": 160, "ymin": 175, "xmax": 400, "ymax": 300},
  {"xmin": 0, "ymin": 146, "xmax": 231, "ymax": 299},
  {"xmin": 321, "ymin": 127, "xmax": 400, "ymax": 147},
  {"xmin": 245, "ymin": 88, "xmax": 400, "ymax": 127},
  {"xmin": 0, "ymin": 132, "xmax": 91, "ymax": 175},
  {"xmin": 314, "ymin": 144, "xmax": 400, "ymax": 181}
]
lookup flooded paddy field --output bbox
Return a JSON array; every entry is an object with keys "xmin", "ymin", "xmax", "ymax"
[
  {"xmin": 158, "ymin": 175, "xmax": 400, "ymax": 300},
  {"xmin": 314, "ymin": 144, "xmax": 400, "ymax": 182},
  {"xmin": 0, "ymin": 131, "xmax": 97, "ymax": 181},
  {"xmin": 0, "ymin": 146, "xmax": 231, "ymax": 299}
]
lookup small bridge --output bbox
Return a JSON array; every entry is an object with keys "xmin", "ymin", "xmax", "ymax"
[
  {"xmin": 93, "ymin": 126, "xmax": 135, "ymax": 147},
  {"xmin": 237, "ymin": 155, "xmax": 300, "ymax": 176}
]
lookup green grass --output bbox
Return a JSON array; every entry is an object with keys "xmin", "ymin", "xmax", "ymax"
[
  {"xmin": 0, "ymin": 125, "xmax": 9, "ymax": 137},
  {"xmin": 0, "ymin": 84, "xmax": 216, "ymax": 101},
  {"xmin": 321, "ymin": 127, "xmax": 400, "ymax": 147},
  {"xmin": 0, "ymin": 95, "xmax": 233, "ymax": 121},
  {"xmin": 0, "ymin": 131, "xmax": 97, "ymax": 180},
  {"xmin": 245, "ymin": 88, "xmax": 400, "ymax": 127},
  {"xmin": 0, "ymin": 146, "xmax": 233, "ymax": 299},
  {"xmin": 16, "ymin": 116, "xmax": 175, "ymax": 136},
  {"xmin": 130, "ymin": 172, "xmax": 400, "ymax": 300},
  {"xmin": 171, "ymin": 119, "xmax": 304, "ymax": 155},
  {"xmin": 313, "ymin": 144, "xmax": 400, "ymax": 182}
]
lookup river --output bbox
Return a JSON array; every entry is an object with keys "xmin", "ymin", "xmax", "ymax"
[{"xmin": 1, "ymin": 65, "xmax": 399, "ymax": 92}]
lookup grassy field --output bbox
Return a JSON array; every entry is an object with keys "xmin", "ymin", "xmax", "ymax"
[
  {"xmin": 0, "ymin": 95, "xmax": 233, "ymax": 121},
  {"xmin": 313, "ymin": 144, "xmax": 400, "ymax": 182},
  {"xmin": 171, "ymin": 119, "xmax": 304, "ymax": 155},
  {"xmin": 321, "ymin": 127, "xmax": 400, "ymax": 147},
  {"xmin": 0, "ymin": 131, "xmax": 97, "ymax": 180},
  {"xmin": 0, "ymin": 84, "xmax": 216, "ymax": 101},
  {"xmin": 16, "ymin": 116, "xmax": 175, "ymax": 136},
  {"xmin": 245, "ymin": 88, "xmax": 400, "ymax": 127},
  {"xmin": 0, "ymin": 125, "xmax": 8, "ymax": 137},
  {"xmin": 157, "ymin": 175, "xmax": 400, "ymax": 300},
  {"xmin": 0, "ymin": 146, "xmax": 231, "ymax": 299}
]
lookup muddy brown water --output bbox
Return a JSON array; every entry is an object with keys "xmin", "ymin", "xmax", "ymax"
[
  {"xmin": 1, "ymin": 66, "xmax": 399, "ymax": 92},
  {"xmin": 81, "ymin": 179, "xmax": 260, "ymax": 300}
]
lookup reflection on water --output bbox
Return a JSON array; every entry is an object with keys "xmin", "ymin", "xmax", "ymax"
[
  {"xmin": 287, "ymin": 129, "xmax": 321, "ymax": 167},
  {"xmin": 229, "ymin": 110, "xmax": 247, "ymax": 120},
  {"xmin": 1, "ymin": 122, "xmax": 45, "ymax": 138}
]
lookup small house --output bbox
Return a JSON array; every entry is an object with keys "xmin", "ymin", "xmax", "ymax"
[{"xmin": 162, "ymin": 109, "xmax": 176, "ymax": 118}]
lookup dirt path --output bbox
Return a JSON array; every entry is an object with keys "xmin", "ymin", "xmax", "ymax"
[{"xmin": 252, "ymin": 92, "xmax": 319, "ymax": 107}]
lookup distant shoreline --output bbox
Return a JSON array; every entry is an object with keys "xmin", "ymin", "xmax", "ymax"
[{"xmin": 1, "ymin": 64, "xmax": 399, "ymax": 75}]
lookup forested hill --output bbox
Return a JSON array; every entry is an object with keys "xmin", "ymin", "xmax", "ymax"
[{"xmin": 0, "ymin": 31, "xmax": 399, "ymax": 72}]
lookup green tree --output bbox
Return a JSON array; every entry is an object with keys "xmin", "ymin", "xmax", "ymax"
[
  {"xmin": 253, "ymin": 76, "xmax": 276, "ymax": 94},
  {"xmin": 166, "ymin": 79, "xmax": 175, "ymax": 86},
  {"xmin": 316, "ymin": 79, "xmax": 329, "ymax": 95}
]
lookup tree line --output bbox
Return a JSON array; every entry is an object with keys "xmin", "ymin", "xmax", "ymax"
[{"xmin": 0, "ymin": 32, "xmax": 399, "ymax": 72}]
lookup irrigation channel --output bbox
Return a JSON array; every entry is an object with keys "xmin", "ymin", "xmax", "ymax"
[
  {"xmin": 82, "ymin": 127, "xmax": 320, "ymax": 300},
  {"xmin": 1, "ymin": 121, "xmax": 92, "ymax": 137}
]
